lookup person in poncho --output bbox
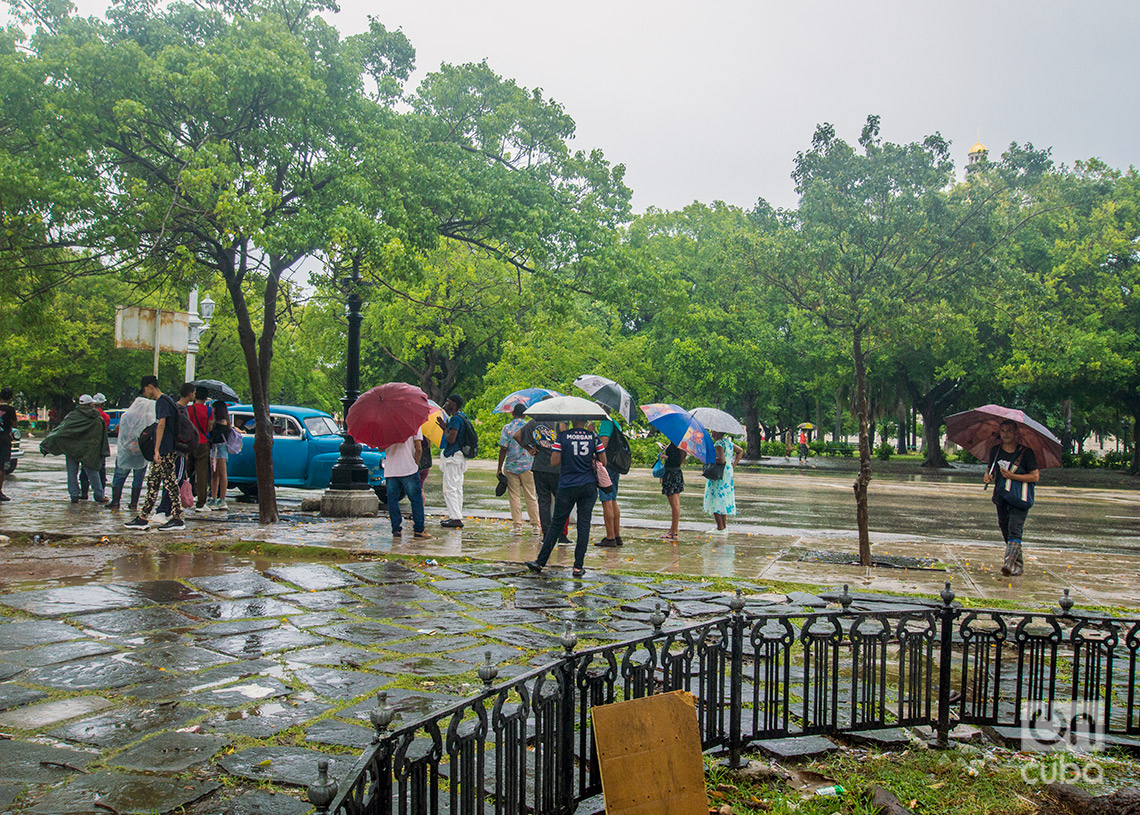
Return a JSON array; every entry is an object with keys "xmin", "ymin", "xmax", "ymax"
[
  {"xmin": 105, "ymin": 396, "xmax": 156, "ymax": 512},
  {"xmin": 40, "ymin": 395, "xmax": 110, "ymax": 503}
]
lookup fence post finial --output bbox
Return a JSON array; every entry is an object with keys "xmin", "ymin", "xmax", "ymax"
[
  {"xmin": 650, "ymin": 601, "xmax": 667, "ymax": 632},
  {"xmin": 1059, "ymin": 588, "xmax": 1075, "ymax": 616},
  {"xmin": 478, "ymin": 650, "xmax": 499, "ymax": 687},
  {"xmin": 940, "ymin": 581, "xmax": 955, "ymax": 607},
  {"xmin": 308, "ymin": 758, "xmax": 338, "ymax": 813},
  {"xmin": 729, "ymin": 589, "xmax": 745, "ymax": 615},
  {"xmin": 370, "ymin": 691, "xmax": 394, "ymax": 744},
  {"xmin": 560, "ymin": 621, "xmax": 578, "ymax": 654},
  {"xmin": 839, "ymin": 584, "xmax": 853, "ymax": 614}
]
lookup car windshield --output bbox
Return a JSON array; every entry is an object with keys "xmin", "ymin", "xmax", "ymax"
[{"xmin": 304, "ymin": 416, "xmax": 341, "ymax": 436}]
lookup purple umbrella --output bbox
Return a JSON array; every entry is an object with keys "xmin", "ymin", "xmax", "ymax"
[
  {"xmin": 944, "ymin": 405, "xmax": 1063, "ymax": 469},
  {"xmin": 493, "ymin": 388, "xmax": 562, "ymax": 414}
]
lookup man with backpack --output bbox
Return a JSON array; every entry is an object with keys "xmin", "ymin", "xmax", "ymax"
[
  {"xmin": 437, "ymin": 394, "xmax": 474, "ymax": 529},
  {"xmin": 124, "ymin": 376, "xmax": 191, "ymax": 531},
  {"xmin": 595, "ymin": 405, "xmax": 631, "ymax": 547}
]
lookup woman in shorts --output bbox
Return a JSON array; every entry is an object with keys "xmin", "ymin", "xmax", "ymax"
[{"xmin": 208, "ymin": 400, "xmax": 232, "ymax": 510}]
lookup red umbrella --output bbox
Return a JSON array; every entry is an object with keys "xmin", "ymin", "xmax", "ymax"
[
  {"xmin": 346, "ymin": 383, "xmax": 432, "ymax": 450},
  {"xmin": 944, "ymin": 404, "xmax": 1063, "ymax": 469}
]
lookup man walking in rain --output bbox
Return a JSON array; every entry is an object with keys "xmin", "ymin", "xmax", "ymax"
[
  {"xmin": 437, "ymin": 394, "xmax": 469, "ymax": 529},
  {"xmin": 124, "ymin": 376, "xmax": 186, "ymax": 531},
  {"xmin": 39, "ymin": 394, "xmax": 110, "ymax": 504},
  {"xmin": 983, "ymin": 419, "xmax": 1040, "ymax": 576}
]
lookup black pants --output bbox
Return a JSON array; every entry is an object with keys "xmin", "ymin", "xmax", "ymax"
[
  {"xmin": 532, "ymin": 470, "xmax": 560, "ymax": 533},
  {"xmin": 535, "ymin": 482, "xmax": 597, "ymax": 570},
  {"xmin": 995, "ymin": 500, "xmax": 1028, "ymax": 542}
]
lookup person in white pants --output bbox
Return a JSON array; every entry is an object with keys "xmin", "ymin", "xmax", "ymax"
[{"xmin": 437, "ymin": 394, "xmax": 468, "ymax": 528}]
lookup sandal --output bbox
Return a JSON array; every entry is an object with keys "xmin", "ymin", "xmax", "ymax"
[
  {"xmin": 662, "ymin": 532, "xmax": 679, "ymax": 541},
  {"xmin": 572, "ymin": 567, "xmax": 586, "ymax": 578}
]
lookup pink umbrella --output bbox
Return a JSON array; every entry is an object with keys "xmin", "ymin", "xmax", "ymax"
[
  {"xmin": 944, "ymin": 405, "xmax": 1063, "ymax": 469},
  {"xmin": 346, "ymin": 383, "xmax": 432, "ymax": 450}
]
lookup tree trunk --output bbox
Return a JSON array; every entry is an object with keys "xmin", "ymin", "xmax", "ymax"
[
  {"xmin": 917, "ymin": 397, "xmax": 950, "ymax": 469},
  {"xmin": 815, "ymin": 393, "xmax": 824, "ymax": 438},
  {"xmin": 1131, "ymin": 409, "xmax": 1140, "ymax": 476},
  {"xmin": 896, "ymin": 399, "xmax": 907, "ymax": 454},
  {"xmin": 743, "ymin": 391, "xmax": 763, "ymax": 459},
  {"xmin": 1062, "ymin": 397, "xmax": 1073, "ymax": 453},
  {"xmin": 853, "ymin": 326, "xmax": 872, "ymax": 567},
  {"xmin": 833, "ymin": 388, "xmax": 843, "ymax": 443}
]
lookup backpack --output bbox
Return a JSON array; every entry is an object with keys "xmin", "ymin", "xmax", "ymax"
[
  {"xmin": 459, "ymin": 413, "xmax": 479, "ymax": 459},
  {"xmin": 605, "ymin": 422, "xmax": 632, "ymax": 475},
  {"xmin": 173, "ymin": 402, "xmax": 200, "ymax": 455},
  {"xmin": 138, "ymin": 423, "xmax": 156, "ymax": 461}
]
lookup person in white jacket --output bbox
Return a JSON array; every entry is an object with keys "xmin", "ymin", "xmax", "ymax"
[{"xmin": 105, "ymin": 395, "xmax": 155, "ymax": 512}]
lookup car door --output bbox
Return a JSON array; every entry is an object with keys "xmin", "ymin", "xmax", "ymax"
[
  {"xmin": 270, "ymin": 413, "xmax": 308, "ymax": 485},
  {"xmin": 227, "ymin": 413, "xmax": 257, "ymax": 482}
]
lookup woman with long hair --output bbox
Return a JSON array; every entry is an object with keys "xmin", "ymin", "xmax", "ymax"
[{"xmin": 208, "ymin": 400, "xmax": 231, "ymax": 510}]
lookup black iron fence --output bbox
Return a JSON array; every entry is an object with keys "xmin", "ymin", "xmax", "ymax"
[{"xmin": 306, "ymin": 585, "xmax": 1140, "ymax": 814}]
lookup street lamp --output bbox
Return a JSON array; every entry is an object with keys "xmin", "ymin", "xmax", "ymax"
[
  {"xmin": 185, "ymin": 288, "xmax": 214, "ymax": 382},
  {"xmin": 320, "ymin": 259, "xmax": 380, "ymax": 517}
]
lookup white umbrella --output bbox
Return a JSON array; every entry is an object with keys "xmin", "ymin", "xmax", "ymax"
[
  {"xmin": 524, "ymin": 396, "xmax": 608, "ymax": 421},
  {"xmin": 691, "ymin": 407, "xmax": 745, "ymax": 435},
  {"xmin": 573, "ymin": 374, "xmax": 633, "ymax": 422}
]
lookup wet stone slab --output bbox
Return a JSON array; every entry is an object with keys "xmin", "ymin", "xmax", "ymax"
[
  {"xmin": 533, "ymin": 620, "xmax": 609, "ymax": 636},
  {"xmin": 181, "ymin": 598, "xmax": 301, "ymax": 621},
  {"xmin": 430, "ymin": 577, "xmax": 505, "ymax": 593},
  {"xmin": 0, "ymin": 693, "xmax": 115, "ymax": 734},
  {"xmin": 27, "ymin": 656, "xmax": 165, "ymax": 692},
  {"xmin": 549, "ymin": 608, "xmax": 609, "ymax": 623},
  {"xmin": 5, "ymin": 639, "xmax": 118, "ymax": 667},
  {"xmin": 218, "ymin": 746, "xmax": 347, "ymax": 787},
  {"xmin": 112, "ymin": 731, "xmax": 228, "ymax": 772},
  {"xmin": 132, "ymin": 644, "xmax": 234, "ymax": 672},
  {"xmin": 340, "ymin": 687, "xmax": 461, "ymax": 724},
  {"xmin": 117, "ymin": 580, "xmax": 206, "ymax": 604},
  {"xmin": 340, "ymin": 560, "xmax": 421, "ymax": 584},
  {"xmin": 447, "ymin": 643, "xmax": 525, "ymax": 665},
  {"xmin": 208, "ymin": 700, "xmax": 332, "ymax": 738},
  {"xmin": 295, "ymin": 666, "xmax": 392, "ymax": 700},
  {"xmin": 785, "ymin": 591, "xmax": 829, "ymax": 608},
  {"xmin": 286, "ymin": 644, "xmax": 378, "ymax": 668},
  {"xmin": 28, "ymin": 771, "xmax": 218, "ymax": 815},
  {"xmin": 368, "ymin": 656, "xmax": 472, "ymax": 676},
  {"xmin": 287, "ymin": 611, "xmax": 348, "ymax": 629},
  {"xmin": 322, "ymin": 621, "xmax": 417, "ymax": 646},
  {"xmin": 397, "ymin": 614, "xmax": 485, "ymax": 635},
  {"xmin": 355, "ymin": 584, "xmax": 441, "ymax": 604},
  {"xmin": 569, "ymin": 594, "xmax": 621, "ymax": 611},
  {"xmin": 671, "ymin": 600, "xmax": 730, "ymax": 617},
  {"xmin": 451, "ymin": 563, "xmax": 526, "ymax": 578},
  {"xmin": 205, "ymin": 628, "xmax": 324, "ymax": 658},
  {"xmin": 0, "ymin": 585, "xmax": 148, "ymax": 617},
  {"xmin": 754, "ymin": 734, "xmax": 839, "ymax": 760},
  {"xmin": 0, "ymin": 665, "xmax": 23, "ymax": 681},
  {"xmin": 73, "ymin": 607, "xmax": 196, "ymax": 635},
  {"xmin": 658, "ymin": 588, "xmax": 724, "ymax": 601},
  {"xmin": 279, "ymin": 590, "xmax": 358, "ymax": 610},
  {"xmin": 466, "ymin": 608, "xmax": 545, "ymax": 625},
  {"xmin": 0, "ymin": 739, "xmax": 96, "ymax": 783},
  {"xmin": 187, "ymin": 676, "xmax": 293, "ymax": 708},
  {"xmin": 47, "ymin": 703, "xmax": 206, "ymax": 749},
  {"xmin": 619, "ymin": 598, "xmax": 665, "ymax": 614},
  {"xmin": 588, "ymin": 584, "xmax": 655, "ymax": 601},
  {"xmin": 514, "ymin": 591, "xmax": 570, "ymax": 610},
  {"xmin": 0, "ymin": 683, "xmax": 47, "ymax": 711},
  {"xmin": 483, "ymin": 627, "xmax": 563, "ymax": 651},
  {"xmin": 0, "ymin": 620, "xmax": 85, "ymax": 650},
  {"xmin": 462, "ymin": 591, "xmax": 504, "ymax": 609},
  {"xmin": 197, "ymin": 789, "xmax": 312, "ymax": 815},
  {"xmin": 380, "ymin": 634, "xmax": 481, "ymax": 655},
  {"xmin": 303, "ymin": 718, "xmax": 375, "ymax": 749},
  {"xmin": 505, "ymin": 577, "xmax": 596, "ymax": 593},
  {"xmin": 266, "ymin": 564, "xmax": 361, "ymax": 591},
  {"xmin": 193, "ymin": 619, "xmax": 279, "ymax": 638},
  {"xmin": 351, "ymin": 600, "xmax": 423, "ymax": 619},
  {"xmin": 189, "ymin": 573, "xmax": 289, "ymax": 599}
]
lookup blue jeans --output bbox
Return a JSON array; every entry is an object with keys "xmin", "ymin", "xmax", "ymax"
[
  {"xmin": 66, "ymin": 456, "xmax": 105, "ymax": 501},
  {"xmin": 535, "ymin": 482, "xmax": 598, "ymax": 570},
  {"xmin": 386, "ymin": 474, "xmax": 425, "ymax": 534}
]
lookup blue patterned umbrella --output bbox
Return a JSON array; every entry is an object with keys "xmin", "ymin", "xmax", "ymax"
[
  {"xmin": 493, "ymin": 388, "xmax": 563, "ymax": 414},
  {"xmin": 639, "ymin": 403, "xmax": 716, "ymax": 464}
]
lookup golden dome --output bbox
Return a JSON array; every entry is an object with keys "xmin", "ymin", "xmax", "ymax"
[{"xmin": 969, "ymin": 141, "xmax": 987, "ymax": 154}]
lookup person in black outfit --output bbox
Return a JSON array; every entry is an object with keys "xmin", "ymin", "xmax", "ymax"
[
  {"xmin": 0, "ymin": 387, "xmax": 16, "ymax": 502},
  {"xmin": 525, "ymin": 419, "xmax": 606, "ymax": 578},
  {"xmin": 661, "ymin": 442, "xmax": 687, "ymax": 540},
  {"xmin": 983, "ymin": 419, "xmax": 1040, "ymax": 576}
]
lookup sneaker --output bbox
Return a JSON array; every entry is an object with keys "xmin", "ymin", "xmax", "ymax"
[
  {"xmin": 93, "ymin": 496, "xmax": 110, "ymax": 504},
  {"xmin": 614, "ymin": 536, "xmax": 624, "ymax": 546},
  {"xmin": 572, "ymin": 567, "xmax": 586, "ymax": 578},
  {"xmin": 595, "ymin": 538, "xmax": 620, "ymax": 548},
  {"xmin": 0, "ymin": 493, "xmax": 10, "ymax": 502},
  {"xmin": 556, "ymin": 534, "xmax": 571, "ymax": 544},
  {"xmin": 413, "ymin": 531, "xmax": 433, "ymax": 540},
  {"xmin": 123, "ymin": 516, "xmax": 150, "ymax": 530},
  {"xmin": 524, "ymin": 560, "xmax": 543, "ymax": 574},
  {"xmin": 440, "ymin": 519, "xmax": 463, "ymax": 528},
  {"xmin": 157, "ymin": 517, "xmax": 186, "ymax": 531},
  {"xmin": 103, "ymin": 503, "xmax": 120, "ymax": 511},
  {"xmin": 392, "ymin": 530, "xmax": 403, "ymax": 538},
  {"xmin": 212, "ymin": 500, "xmax": 228, "ymax": 511}
]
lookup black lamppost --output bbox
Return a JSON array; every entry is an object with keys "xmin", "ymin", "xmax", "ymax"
[{"xmin": 322, "ymin": 257, "xmax": 378, "ymax": 514}]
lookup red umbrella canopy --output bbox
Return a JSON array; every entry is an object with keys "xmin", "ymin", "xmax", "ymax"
[
  {"xmin": 944, "ymin": 404, "xmax": 1063, "ymax": 469},
  {"xmin": 346, "ymin": 383, "xmax": 432, "ymax": 450}
]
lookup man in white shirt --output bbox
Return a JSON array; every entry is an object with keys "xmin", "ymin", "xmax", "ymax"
[{"xmin": 384, "ymin": 428, "xmax": 432, "ymax": 540}]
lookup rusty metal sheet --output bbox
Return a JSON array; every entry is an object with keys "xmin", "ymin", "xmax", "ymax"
[{"xmin": 115, "ymin": 307, "xmax": 190, "ymax": 352}]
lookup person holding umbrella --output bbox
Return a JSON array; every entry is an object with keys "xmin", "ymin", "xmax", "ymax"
[
  {"xmin": 640, "ymin": 404, "xmax": 716, "ymax": 542},
  {"xmin": 497, "ymin": 403, "xmax": 540, "ymax": 534},
  {"xmin": 704, "ymin": 431, "xmax": 744, "ymax": 531},
  {"xmin": 437, "ymin": 395, "xmax": 470, "ymax": 529},
  {"xmin": 384, "ymin": 427, "xmax": 432, "ymax": 541},
  {"xmin": 661, "ymin": 442, "xmax": 687, "ymax": 540},
  {"xmin": 983, "ymin": 420, "xmax": 1040, "ymax": 577}
]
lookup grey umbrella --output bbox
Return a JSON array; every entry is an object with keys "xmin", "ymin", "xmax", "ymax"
[
  {"xmin": 572, "ymin": 374, "xmax": 632, "ymax": 422},
  {"xmin": 691, "ymin": 407, "xmax": 745, "ymax": 435},
  {"xmin": 191, "ymin": 379, "xmax": 240, "ymax": 402},
  {"xmin": 524, "ymin": 396, "xmax": 608, "ymax": 421}
]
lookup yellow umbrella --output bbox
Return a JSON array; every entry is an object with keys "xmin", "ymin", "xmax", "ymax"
[
  {"xmin": 421, "ymin": 400, "xmax": 445, "ymax": 447},
  {"xmin": 797, "ymin": 422, "xmax": 815, "ymax": 430}
]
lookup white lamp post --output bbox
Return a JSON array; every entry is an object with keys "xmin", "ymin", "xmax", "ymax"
[{"xmin": 185, "ymin": 289, "xmax": 215, "ymax": 382}]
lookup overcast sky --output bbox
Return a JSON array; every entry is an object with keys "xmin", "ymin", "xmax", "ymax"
[{"xmin": 17, "ymin": 0, "xmax": 1140, "ymax": 212}]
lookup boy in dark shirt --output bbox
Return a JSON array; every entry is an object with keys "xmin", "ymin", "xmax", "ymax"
[
  {"xmin": 525, "ymin": 420, "xmax": 606, "ymax": 578},
  {"xmin": 983, "ymin": 419, "xmax": 1040, "ymax": 576}
]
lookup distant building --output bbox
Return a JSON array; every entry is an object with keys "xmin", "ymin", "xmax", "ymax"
[{"xmin": 967, "ymin": 139, "xmax": 988, "ymax": 171}]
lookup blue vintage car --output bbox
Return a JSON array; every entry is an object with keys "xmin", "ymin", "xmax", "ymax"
[{"xmin": 226, "ymin": 405, "xmax": 385, "ymax": 498}]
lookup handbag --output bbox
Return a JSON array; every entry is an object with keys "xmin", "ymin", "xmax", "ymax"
[
  {"xmin": 996, "ymin": 446, "xmax": 1035, "ymax": 509},
  {"xmin": 495, "ymin": 474, "xmax": 508, "ymax": 496},
  {"xmin": 209, "ymin": 426, "xmax": 227, "ymax": 445},
  {"xmin": 594, "ymin": 459, "xmax": 612, "ymax": 488},
  {"xmin": 179, "ymin": 478, "xmax": 194, "ymax": 509},
  {"xmin": 225, "ymin": 427, "xmax": 243, "ymax": 455},
  {"xmin": 651, "ymin": 452, "xmax": 665, "ymax": 479},
  {"xmin": 702, "ymin": 461, "xmax": 726, "ymax": 480}
]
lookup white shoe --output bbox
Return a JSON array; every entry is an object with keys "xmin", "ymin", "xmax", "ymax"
[{"xmin": 212, "ymin": 500, "xmax": 228, "ymax": 511}]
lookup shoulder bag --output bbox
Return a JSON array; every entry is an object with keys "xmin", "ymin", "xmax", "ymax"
[{"xmin": 998, "ymin": 446, "xmax": 1035, "ymax": 509}]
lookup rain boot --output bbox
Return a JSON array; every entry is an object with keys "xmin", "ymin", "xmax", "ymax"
[{"xmin": 1001, "ymin": 539, "xmax": 1023, "ymax": 577}]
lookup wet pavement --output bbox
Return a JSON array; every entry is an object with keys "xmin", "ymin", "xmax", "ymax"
[{"xmin": 0, "ymin": 450, "xmax": 1136, "ymax": 812}]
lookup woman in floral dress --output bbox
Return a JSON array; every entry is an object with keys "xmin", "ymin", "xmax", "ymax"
[{"xmin": 704, "ymin": 432, "xmax": 743, "ymax": 531}]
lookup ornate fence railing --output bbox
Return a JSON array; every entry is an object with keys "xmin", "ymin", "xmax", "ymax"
[{"xmin": 305, "ymin": 585, "xmax": 1140, "ymax": 814}]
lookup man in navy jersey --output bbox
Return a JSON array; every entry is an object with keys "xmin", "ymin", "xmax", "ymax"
[{"xmin": 525, "ymin": 419, "xmax": 606, "ymax": 578}]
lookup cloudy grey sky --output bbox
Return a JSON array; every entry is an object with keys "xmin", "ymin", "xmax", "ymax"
[{"xmin": 22, "ymin": 0, "xmax": 1140, "ymax": 212}]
